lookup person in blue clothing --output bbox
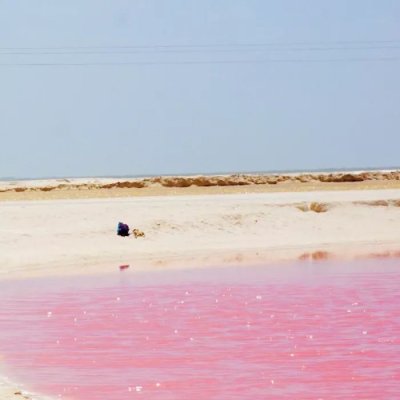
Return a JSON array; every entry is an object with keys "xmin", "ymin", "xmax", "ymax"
[{"xmin": 117, "ymin": 222, "xmax": 130, "ymax": 237}]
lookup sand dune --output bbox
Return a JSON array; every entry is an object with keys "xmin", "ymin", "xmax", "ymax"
[{"xmin": 1, "ymin": 170, "xmax": 400, "ymax": 195}]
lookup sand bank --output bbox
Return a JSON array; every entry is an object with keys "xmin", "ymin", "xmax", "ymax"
[{"xmin": 1, "ymin": 186, "xmax": 400, "ymax": 281}]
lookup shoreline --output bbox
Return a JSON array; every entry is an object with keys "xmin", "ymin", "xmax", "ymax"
[
  {"xmin": 1, "ymin": 241, "xmax": 400, "ymax": 284},
  {"xmin": 0, "ymin": 375, "xmax": 49, "ymax": 400}
]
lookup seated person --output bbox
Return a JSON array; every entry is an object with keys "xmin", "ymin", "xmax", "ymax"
[{"xmin": 117, "ymin": 222, "xmax": 130, "ymax": 237}]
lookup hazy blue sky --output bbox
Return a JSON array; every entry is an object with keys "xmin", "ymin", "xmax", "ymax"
[{"xmin": 1, "ymin": 1, "xmax": 399, "ymax": 178}]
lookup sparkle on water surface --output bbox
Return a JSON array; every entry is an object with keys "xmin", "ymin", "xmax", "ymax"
[{"xmin": 0, "ymin": 259, "xmax": 399, "ymax": 399}]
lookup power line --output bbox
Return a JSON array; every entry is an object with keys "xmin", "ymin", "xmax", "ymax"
[
  {"xmin": 1, "ymin": 45, "xmax": 400, "ymax": 56},
  {"xmin": 1, "ymin": 57, "xmax": 399, "ymax": 67},
  {"xmin": 2, "ymin": 40, "xmax": 399, "ymax": 67},
  {"xmin": 1, "ymin": 39, "xmax": 400, "ymax": 51}
]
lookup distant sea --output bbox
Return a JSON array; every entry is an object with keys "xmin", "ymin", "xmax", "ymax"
[{"xmin": 1, "ymin": 166, "xmax": 399, "ymax": 182}]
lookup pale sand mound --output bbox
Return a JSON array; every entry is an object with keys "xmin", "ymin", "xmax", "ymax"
[{"xmin": 1, "ymin": 189, "xmax": 400, "ymax": 281}]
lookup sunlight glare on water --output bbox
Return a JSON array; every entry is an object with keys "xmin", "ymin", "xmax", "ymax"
[{"xmin": 0, "ymin": 259, "xmax": 399, "ymax": 399}]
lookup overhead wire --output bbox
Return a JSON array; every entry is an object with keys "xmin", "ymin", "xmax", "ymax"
[
  {"xmin": 1, "ymin": 57, "xmax": 399, "ymax": 67},
  {"xmin": 1, "ymin": 40, "xmax": 399, "ymax": 66},
  {"xmin": 1, "ymin": 39, "xmax": 400, "ymax": 50},
  {"xmin": 1, "ymin": 45, "xmax": 400, "ymax": 55}
]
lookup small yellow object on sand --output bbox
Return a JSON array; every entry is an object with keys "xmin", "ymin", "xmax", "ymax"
[{"xmin": 132, "ymin": 228, "xmax": 145, "ymax": 238}]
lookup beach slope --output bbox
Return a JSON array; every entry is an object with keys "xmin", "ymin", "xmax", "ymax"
[{"xmin": 1, "ymin": 187, "xmax": 400, "ymax": 280}]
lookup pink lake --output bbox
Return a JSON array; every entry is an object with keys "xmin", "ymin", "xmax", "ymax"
[{"xmin": 0, "ymin": 259, "xmax": 400, "ymax": 399}]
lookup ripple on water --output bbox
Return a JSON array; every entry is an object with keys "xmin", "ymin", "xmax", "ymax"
[{"xmin": 0, "ymin": 259, "xmax": 399, "ymax": 399}]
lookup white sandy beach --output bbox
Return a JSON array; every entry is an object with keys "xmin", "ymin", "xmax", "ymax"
[{"xmin": 1, "ymin": 188, "xmax": 400, "ymax": 281}]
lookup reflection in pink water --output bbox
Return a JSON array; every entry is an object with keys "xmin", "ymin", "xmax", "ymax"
[{"xmin": 0, "ymin": 261, "xmax": 400, "ymax": 399}]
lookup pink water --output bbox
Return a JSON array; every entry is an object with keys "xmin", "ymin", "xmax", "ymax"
[{"xmin": 0, "ymin": 260, "xmax": 400, "ymax": 399}]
